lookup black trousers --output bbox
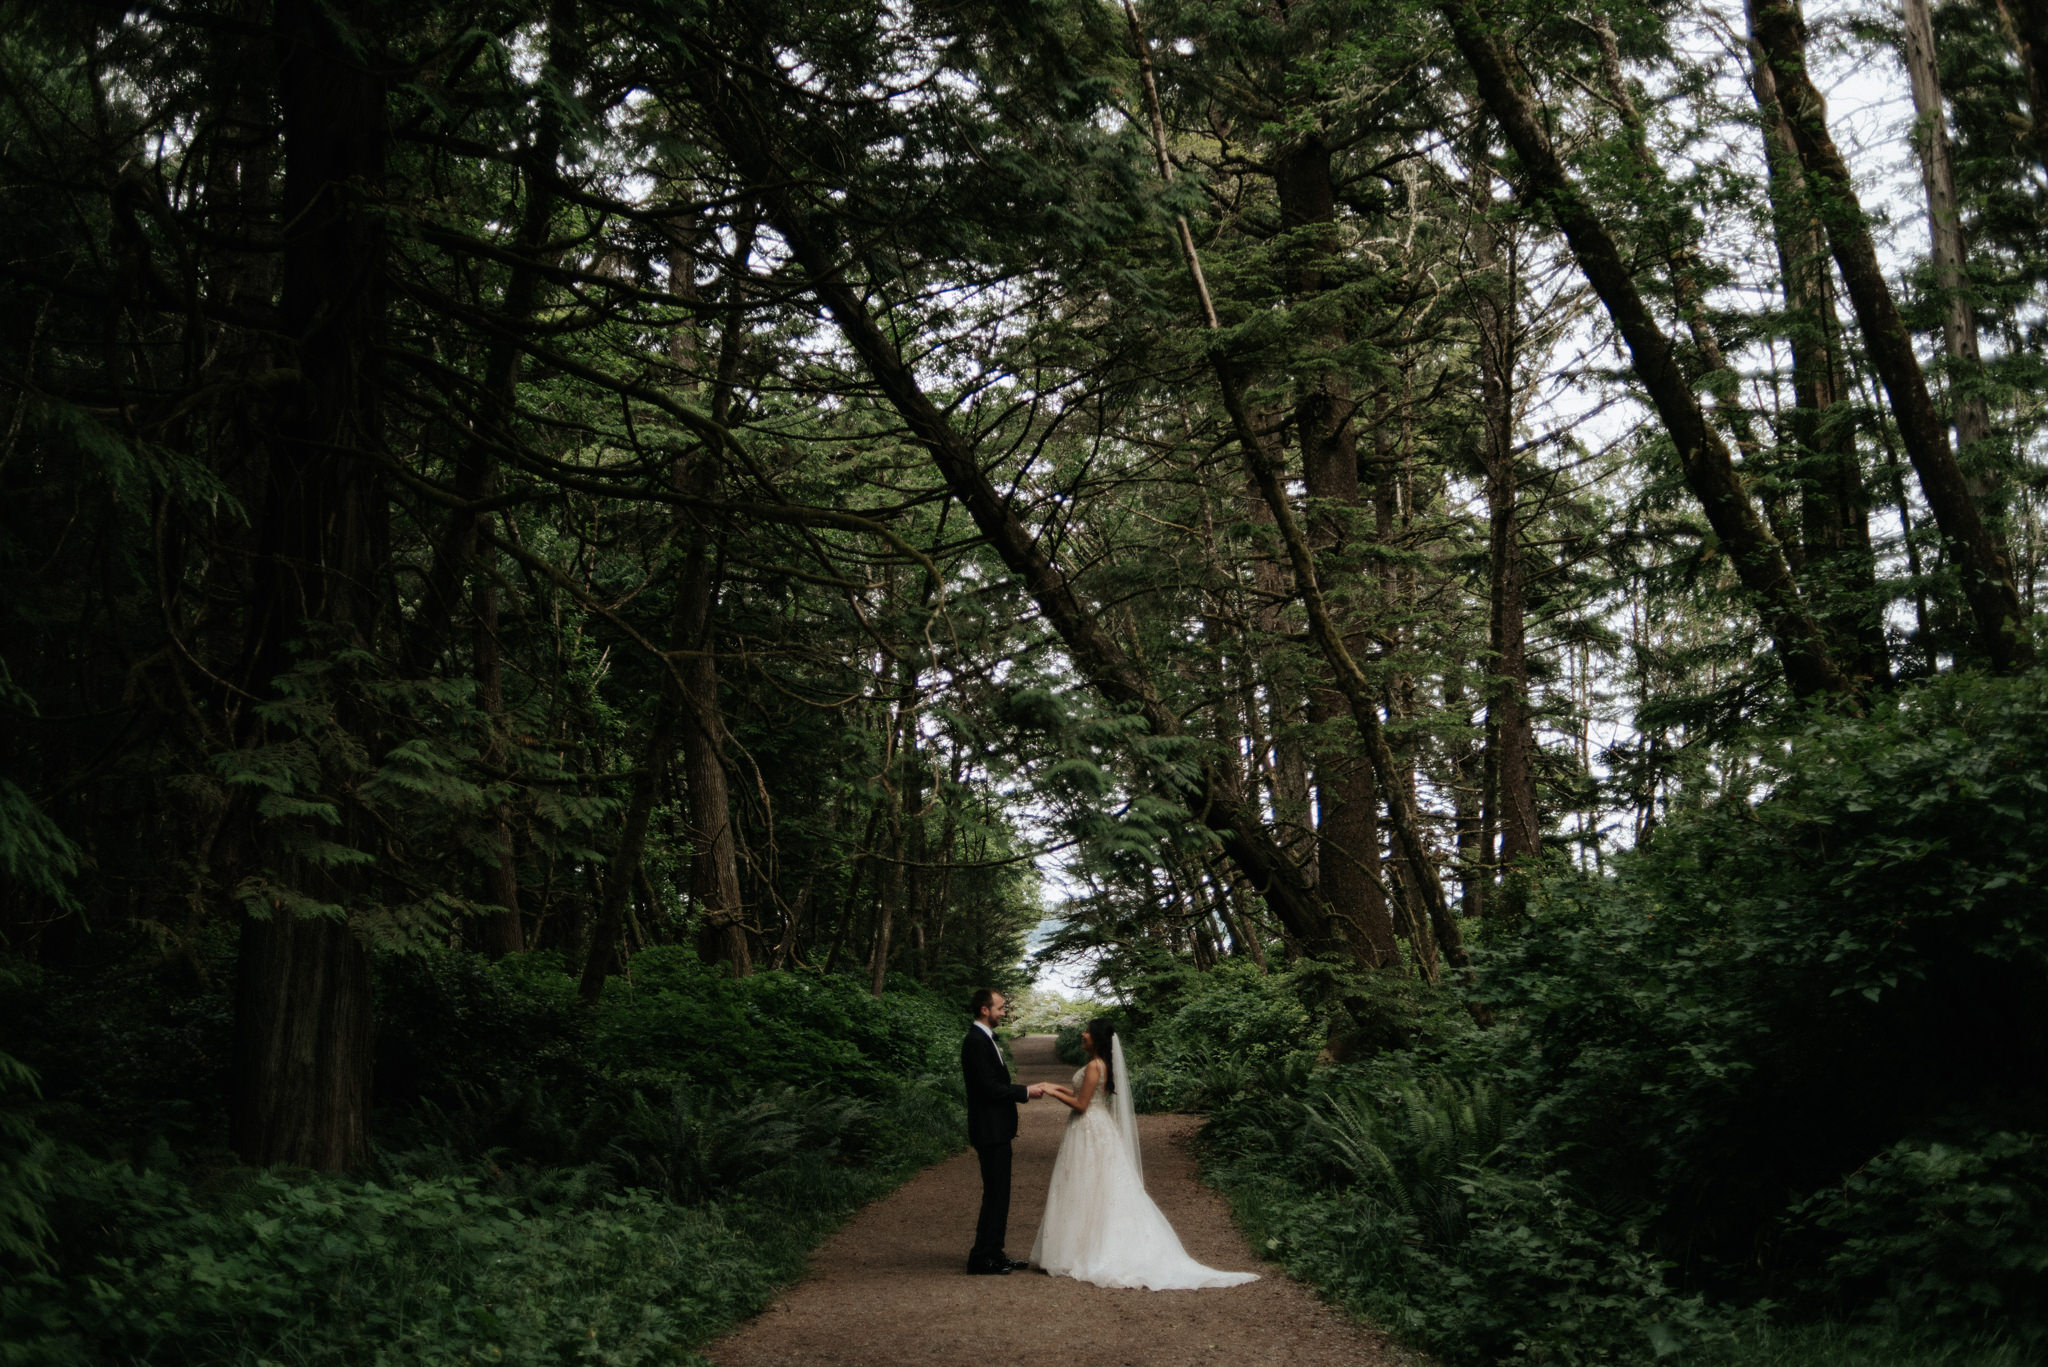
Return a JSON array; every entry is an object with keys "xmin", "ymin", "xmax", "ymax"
[{"xmin": 972, "ymin": 1140, "xmax": 1012, "ymax": 1260}]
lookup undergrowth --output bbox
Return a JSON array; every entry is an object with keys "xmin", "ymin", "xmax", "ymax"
[
  {"xmin": 1158, "ymin": 669, "xmax": 2046, "ymax": 1366},
  {"xmin": 0, "ymin": 950, "xmax": 968, "ymax": 1366}
]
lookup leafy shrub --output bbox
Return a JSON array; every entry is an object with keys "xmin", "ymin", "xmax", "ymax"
[
  {"xmin": 6, "ymin": 1154, "xmax": 765, "ymax": 1365},
  {"xmin": 378, "ymin": 948, "xmax": 963, "ymax": 1117},
  {"xmin": 1002, "ymin": 986, "xmax": 1103, "ymax": 1035},
  {"xmin": 1197, "ymin": 669, "xmax": 2048, "ymax": 1363},
  {"xmin": 1205, "ymin": 1055, "xmax": 1706, "ymax": 1365},
  {"xmin": 1, "ymin": 936, "xmax": 235, "ymax": 1152},
  {"xmin": 1789, "ymin": 1131, "xmax": 2047, "ymax": 1338},
  {"xmin": 1299, "ymin": 1073, "xmax": 1511, "ymax": 1246},
  {"xmin": 0, "ymin": 1049, "xmax": 51, "ymax": 1271},
  {"xmin": 4, "ymin": 950, "xmax": 970, "ymax": 1366},
  {"xmin": 1053, "ymin": 1020, "xmax": 1088, "ymax": 1065},
  {"xmin": 1473, "ymin": 669, "xmax": 2048, "ymax": 1302},
  {"xmin": 1127, "ymin": 959, "xmax": 1328, "ymax": 1110}
]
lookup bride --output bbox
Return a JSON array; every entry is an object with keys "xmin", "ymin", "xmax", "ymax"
[{"xmin": 1029, "ymin": 1019, "xmax": 1258, "ymax": 1290}]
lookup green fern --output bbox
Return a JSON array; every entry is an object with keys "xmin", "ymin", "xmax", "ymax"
[{"xmin": 1301, "ymin": 1075, "xmax": 1513, "ymax": 1249}]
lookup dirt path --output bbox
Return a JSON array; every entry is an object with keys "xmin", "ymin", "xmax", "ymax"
[{"xmin": 708, "ymin": 1034, "xmax": 1411, "ymax": 1367}]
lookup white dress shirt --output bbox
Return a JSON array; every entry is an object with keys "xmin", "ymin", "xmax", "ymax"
[{"xmin": 973, "ymin": 1019, "xmax": 1007, "ymax": 1075}]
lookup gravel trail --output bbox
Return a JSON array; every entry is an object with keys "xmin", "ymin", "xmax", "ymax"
[{"xmin": 708, "ymin": 1033, "xmax": 1411, "ymax": 1367}]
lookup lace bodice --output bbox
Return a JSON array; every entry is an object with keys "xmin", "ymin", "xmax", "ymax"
[{"xmin": 1067, "ymin": 1065, "xmax": 1111, "ymax": 1123}]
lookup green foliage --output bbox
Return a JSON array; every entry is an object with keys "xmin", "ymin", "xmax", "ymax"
[
  {"xmin": 1123, "ymin": 959, "xmax": 1330, "ymax": 1111},
  {"xmin": 0, "ymin": 779, "xmax": 76, "ymax": 911},
  {"xmin": 1299, "ymin": 1074, "xmax": 1512, "ymax": 1246},
  {"xmin": 376, "ymin": 948, "xmax": 960, "ymax": 1121},
  {"xmin": 4, "ymin": 1143, "xmax": 943, "ymax": 1367},
  {"xmin": 4, "ymin": 953, "xmax": 969, "ymax": 1366},
  {"xmin": 0, "ymin": 1053, "xmax": 52, "ymax": 1271},
  {"xmin": 0, "ymin": 957, "xmax": 53, "ymax": 1272},
  {"xmin": 1053, "ymin": 1021, "xmax": 1089, "ymax": 1066},
  {"xmin": 213, "ymin": 644, "xmax": 613, "ymax": 954},
  {"xmin": 0, "ymin": 663, "xmax": 77, "ymax": 913},
  {"xmin": 1673, "ymin": 1319, "xmax": 2033, "ymax": 1367},
  {"xmin": 1195, "ymin": 670, "xmax": 2048, "ymax": 1364},
  {"xmin": 1204, "ymin": 1052, "xmax": 1709, "ymax": 1366},
  {"xmin": 1471, "ymin": 668, "xmax": 2048, "ymax": 1302},
  {"xmin": 1001, "ymin": 985, "xmax": 1103, "ymax": 1035},
  {"xmin": 1788, "ymin": 1132, "xmax": 2047, "ymax": 1332}
]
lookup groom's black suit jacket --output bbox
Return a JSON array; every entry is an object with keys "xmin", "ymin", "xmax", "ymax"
[{"xmin": 961, "ymin": 1026, "xmax": 1027, "ymax": 1148}]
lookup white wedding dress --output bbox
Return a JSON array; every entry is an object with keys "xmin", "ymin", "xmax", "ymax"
[{"xmin": 1029, "ymin": 1045, "xmax": 1258, "ymax": 1291}]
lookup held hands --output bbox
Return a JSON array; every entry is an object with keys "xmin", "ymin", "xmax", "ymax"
[{"xmin": 1027, "ymin": 1083, "xmax": 1047, "ymax": 1099}]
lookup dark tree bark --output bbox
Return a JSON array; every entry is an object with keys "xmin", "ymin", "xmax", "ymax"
[
  {"xmin": 231, "ymin": 911, "xmax": 373, "ymax": 1170},
  {"xmin": 1465, "ymin": 144, "xmax": 1539, "ymax": 869},
  {"xmin": 1443, "ymin": 662, "xmax": 1488, "ymax": 919},
  {"xmin": 1903, "ymin": 0, "xmax": 1993, "ymax": 473},
  {"xmin": 476, "ymin": 579, "xmax": 524, "ymax": 957},
  {"xmin": 577, "ymin": 696, "xmax": 677, "ymax": 1003},
  {"xmin": 1232, "ymin": 479, "xmax": 1315, "ymax": 875},
  {"xmin": 1747, "ymin": 0, "xmax": 2032, "ymax": 670},
  {"xmin": 872, "ymin": 664, "xmax": 918, "ymax": 998},
  {"xmin": 230, "ymin": 0, "xmax": 389, "ymax": 1171},
  {"xmin": 1440, "ymin": 0, "xmax": 1856, "ymax": 702},
  {"xmin": 1113, "ymin": 1, "xmax": 1464, "ymax": 967},
  {"xmin": 678, "ymin": 523, "xmax": 750, "ymax": 976},
  {"xmin": 1994, "ymin": 0, "xmax": 2048, "ymax": 180},
  {"xmin": 1745, "ymin": 47, "xmax": 1890, "ymax": 683},
  {"xmin": 1369, "ymin": 417, "xmax": 1448, "ymax": 980},
  {"xmin": 1274, "ymin": 134, "xmax": 1399, "ymax": 970}
]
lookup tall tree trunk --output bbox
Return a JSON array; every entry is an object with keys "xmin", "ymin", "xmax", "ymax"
[
  {"xmin": 679, "ymin": 524, "xmax": 750, "ymax": 976},
  {"xmin": 1378, "ymin": 411, "xmax": 1451, "ymax": 980},
  {"xmin": 231, "ymin": 911, "xmax": 373, "ymax": 1170},
  {"xmin": 578, "ymin": 698, "xmax": 677, "ymax": 1002},
  {"xmin": 1440, "ymin": 0, "xmax": 1855, "ymax": 701},
  {"xmin": 406, "ymin": 0, "xmax": 576, "ymax": 676},
  {"xmin": 1993, "ymin": 0, "xmax": 2048, "ymax": 180},
  {"xmin": 1902, "ymin": 0, "xmax": 1996, "ymax": 501},
  {"xmin": 1275, "ymin": 134, "xmax": 1398, "ymax": 970},
  {"xmin": 1465, "ymin": 144, "xmax": 1539, "ymax": 869},
  {"xmin": 476, "ymin": 576, "xmax": 524, "ymax": 957},
  {"xmin": 872, "ymin": 663, "xmax": 919, "ymax": 998},
  {"xmin": 1235, "ymin": 481, "xmax": 1314, "ymax": 872},
  {"xmin": 1117, "ymin": 1, "xmax": 1464, "ymax": 965},
  {"xmin": 1747, "ymin": 0, "xmax": 2032, "ymax": 670},
  {"xmin": 1443, "ymin": 662, "xmax": 1487, "ymax": 919},
  {"xmin": 414, "ymin": 4, "xmax": 576, "ymax": 955},
  {"xmin": 231, "ymin": 0, "xmax": 388, "ymax": 1171},
  {"xmin": 1745, "ymin": 49, "xmax": 1889, "ymax": 683},
  {"xmin": 870, "ymin": 797, "xmax": 902, "ymax": 997}
]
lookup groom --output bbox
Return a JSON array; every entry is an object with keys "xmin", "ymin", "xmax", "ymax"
[{"xmin": 962, "ymin": 988, "xmax": 1045, "ymax": 1275}]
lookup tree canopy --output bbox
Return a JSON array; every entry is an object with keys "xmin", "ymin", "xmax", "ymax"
[{"xmin": 1, "ymin": 0, "xmax": 2043, "ymax": 1360}]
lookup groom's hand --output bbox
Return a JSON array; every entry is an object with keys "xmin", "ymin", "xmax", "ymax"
[{"xmin": 1026, "ymin": 1083, "xmax": 1046, "ymax": 1099}]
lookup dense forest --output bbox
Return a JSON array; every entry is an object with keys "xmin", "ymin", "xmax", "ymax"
[{"xmin": 0, "ymin": 0, "xmax": 2042, "ymax": 1362}]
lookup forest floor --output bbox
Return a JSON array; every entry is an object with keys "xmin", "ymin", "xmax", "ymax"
[{"xmin": 707, "ymin": 1033, "xmax": 1418, "ymax": 1367}]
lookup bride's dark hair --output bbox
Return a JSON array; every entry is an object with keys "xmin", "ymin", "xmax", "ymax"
[{"xmin": 1088, "ymin": 1018, "xmax": 1118, "ymax": 1094}]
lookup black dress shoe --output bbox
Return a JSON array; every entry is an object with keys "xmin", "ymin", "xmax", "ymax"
[
  {"xmin": 1003, "ymin": 1257, "xmax": 1032, "ymax": 1272},
  {"xmin": 966, "ymin": 1258, "xmax": 1013, "ymax": 1275}
]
